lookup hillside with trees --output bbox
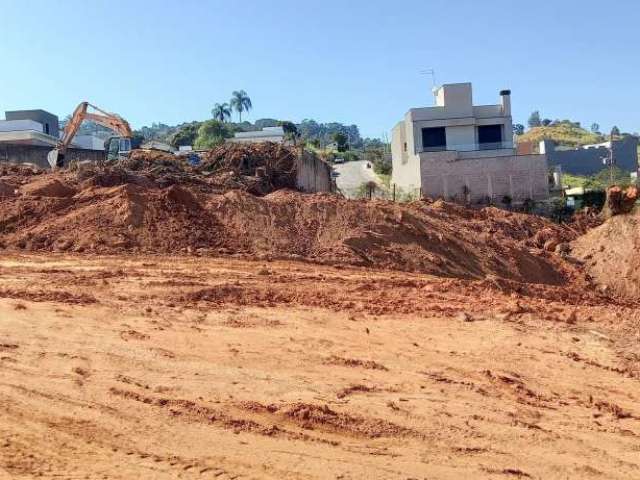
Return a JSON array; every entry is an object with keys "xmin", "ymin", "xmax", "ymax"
[{"xmin": 517, "ymin": 119, "xmax": 605, "ymax": 147}]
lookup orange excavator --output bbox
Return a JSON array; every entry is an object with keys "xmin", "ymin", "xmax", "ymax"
[{"xmin": 48, "ymin": 102, "xmax": 134, "ymax": 169}]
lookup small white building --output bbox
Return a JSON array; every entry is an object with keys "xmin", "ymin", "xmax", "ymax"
[
  {"xmin": 231, "ymin": 126, "xmax": 286, "ymax": 144},
  {"xmin": 0, "ymin": 119, "xmax": 58, "ymax": 147},
  {"xmin": 391, "ymin": 83, "xmax": 548, "ymax": 203}
]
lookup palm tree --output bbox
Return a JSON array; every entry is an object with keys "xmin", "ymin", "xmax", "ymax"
[
  {"xmin": 230, "ymin": 90, "xmax": 252, "ymax": 122},
  {"xmin": 211, "ymin": 103, "xmax": 231, "ymax": 123}
]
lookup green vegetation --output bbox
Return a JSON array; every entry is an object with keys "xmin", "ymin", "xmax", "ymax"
[
  {"xmin": 561, "ymin": 173, "xmax": 588, "ymax": 188},
  {"xmin": 517, "ymin": 120, "xmax": 604, "ymax": 147},
  {"xmin": 332, "ymin": 132, "xmax": 348, "ymax": 152},
  {"xmin": 230, "ymin": 90, "xmax": 252, "ymax": 122},
  {"xmin": 193, "ymin": 120, "xmax": 233, "ymax": 149},
  {"xmin": 211, "ymin": 103, "xmax": 231, "ymax": 123},
  {"xmin": 562, "ymin": 167, "xmax": 634, "ymax": 191},
  {"xmin": 170, "ymin": 122, "xmax": 200, "ymax": 148}
]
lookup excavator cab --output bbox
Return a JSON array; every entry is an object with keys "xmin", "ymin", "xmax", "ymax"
[{"xmin": 105, "ymin": 136, "xmax": 132, "ymax": 162}]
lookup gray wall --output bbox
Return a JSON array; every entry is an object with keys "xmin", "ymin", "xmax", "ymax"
[
  {"xmin": 295, "ymin": 151, "xmax": 333, "ymax": 193},
  {"xmin": 420, "ymin": 153, "xmax": 549, "ymax": 203},
  {"xmin": 5, "ymin": 110, "xmax": 60, "ymax": 138},
  {"xmin": 544, "ymin": 136, "xmax": 639, "ymax": 175},
  {"xmin": 0, "ymin": 144, "xmax": 105, "ymax": 169}
]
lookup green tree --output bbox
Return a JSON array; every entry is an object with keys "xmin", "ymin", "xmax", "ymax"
[
  {"xmin": 211, "ymin": 103, "xmax": 231, "ymax": 123},
  {"xmin": 170, "ymin": 123, "xmax": 200, "ymax": 148},
  {"xmin": 279, "ymin": 121, "xmax": 300, "ymax": 145},
  {"xmin": 230, "ymin": 90, "xmax": 252, "ymax": 122},
  {"xmin": 590, "ymin": 123, "xmax": 600, "ymax": 134},
  {"xmin": 513, "ymin": 124, "xmax": 525, "ymax": 135},
  {"xmin": 611, "ymin": 126, "xmax": 621, "ymax": 136},
  {"xmin": 332, "ymin": 132, "xmax": 348, "ymax": 152},
  {"xmin": 194, "ymin": 120, "xmax": 233, "ymax": 149},
  {"xmin": 542, "ymin": 118, "xmax": 552, "ymax": 126},
  {"xmin": 528, "ymin": 111, "xmax": 542, "ymax": 128}
]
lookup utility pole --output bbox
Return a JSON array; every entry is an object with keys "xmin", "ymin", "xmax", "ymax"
[{"xmin": 609, "ymin": 128, "xmax": 615, "ymax": 186}]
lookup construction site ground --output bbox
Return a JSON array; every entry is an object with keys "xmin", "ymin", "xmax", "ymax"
[{"xmin": 1, "ymin": 253, "xmax": 639, "ymax": 480}]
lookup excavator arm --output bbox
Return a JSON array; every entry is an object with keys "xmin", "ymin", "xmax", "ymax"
[{"xmin": 49, "ymin": 102, "xmax": 133, "ymax": 169}]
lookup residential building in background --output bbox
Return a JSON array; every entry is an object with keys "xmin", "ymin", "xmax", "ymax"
[
  {"xmin": 0, "ymin": 110, "xmax": 60, "ymax": 147},
  {"xmin": 231, "ymin": 126, "xmax": 286, "ymax": 144},
  {"xmin": 538, "ymin": 137, "xmax": 639, "ymax": 176},
  {"xmin": 391, "ymin": 83, "xmax": 548, "ymax": 203}
]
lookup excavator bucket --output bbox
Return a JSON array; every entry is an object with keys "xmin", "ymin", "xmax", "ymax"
[{"xmin": 47, "ymin": 149, "xmax": 60, "ymax": 170}]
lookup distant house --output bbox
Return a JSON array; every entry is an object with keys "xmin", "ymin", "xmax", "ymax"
[
  {"xmin": 0, "ymin": 110, "xmax": 60, "ymax": 147},
  {"xmin": 538, "ymin": 137, "xmax": 639, "ymax": 176},
  {"xmin": 230, "ymin": 126, "xmax": 286, "ymax": 144},
  {"xmin": 391, "ymin": 83, "xmax": 548, "ymax": 203}
]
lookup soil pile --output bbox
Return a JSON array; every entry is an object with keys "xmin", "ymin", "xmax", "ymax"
[
  {"xmin": 0, "ymin": 168, "xmax": 579, "ymax": 285},
  {"xmin": 573, "ymin": 211, "xmax": 640, "ymax": 299}
]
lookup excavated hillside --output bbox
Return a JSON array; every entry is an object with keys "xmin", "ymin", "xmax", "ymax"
[
  {"xmin": 0, "ymin": 164, "xmax": 580, "ymax": 285},
  {"xmin": 573, "ymin": 210, "xmax": 640, "ymax": 299}
]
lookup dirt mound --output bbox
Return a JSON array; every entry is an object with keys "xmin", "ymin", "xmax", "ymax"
[
  {"xmin": 0, "ymin": 170, "xmax": 581, "ymax": 285},
  {"xmin": 603, "ymin": 185, "xmax": 638, "ymax": 217},
  {"xmin": 573, "ymin": 212, "xmax": 640, "ymax": 299},
  {"xmin": 200, "ymin": 142, "xmax": 297, "ymax": 193},
  {"xmin": 0, "ymin": 181, "xmax": 16, "ymax": 197},
  {"xmin": 20, "ymin": 176, "xmax": 76, "ymax": 198}
]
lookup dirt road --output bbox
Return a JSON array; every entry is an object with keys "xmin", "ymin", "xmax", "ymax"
[
  {"xmin": 1, "ymin": 254, "xmax": 639, "ymax": 479},
  {"xmin": 333, "ymin": 160, "xmax": 383, "ymax": 197}
]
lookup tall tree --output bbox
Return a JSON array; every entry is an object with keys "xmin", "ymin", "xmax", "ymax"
[
  {"xmin": 513, "ymin": 124, "xmax": 525, "ymax": 136},
  {"xmin": 230, "ymin": 90, "xmax": 252, "ymax": 122},
  {"xmin": 590, "ymin": 123, "xmax": 600, "ymax": 134},
  {"xmin": 279, "ymin": 121, "xmax": 300, "ymax": 146},
  {"xmin": 211, "ymin": 103, "xmax": 231, "ymax": 123},
  {"xmin": 528, "ymin": 111, "xmax": 542, "ymax": 128},
  {"xmin": 332, "ymin": 132, "xmax": 348, "ymax": 152},
  {"xmin": 611, "ymin": 126, "xmax": 621, "ymax": 136},
  {"xmin": 194, "ymin": 120, "xmax": 233, "ymax": 149}
]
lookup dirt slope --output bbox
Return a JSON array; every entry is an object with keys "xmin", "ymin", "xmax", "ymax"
[
  {"xmin": 0, "ymin": 170, "xmax": 577, "ymax": 285},
  {"xmin": 573, "ymin": 211, "xmax": 640, "ymax": 299},
  {"xmin": 0, "ymin": 254, "xmax": 639, "ymax": 479}
]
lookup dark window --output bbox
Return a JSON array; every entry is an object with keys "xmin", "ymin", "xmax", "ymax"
[
  {"xmin": 421, "ymin": 127, "xmax": 446, "ymax": 151},
  {"xmin": 478, "ymin": 125, "xmax": 502, "ymax": 149},
  {"xmin": 44, "ymin": 123, "xmax": 50, "ymax": 135},
  {"xmin": 403, "ymin": 142, "xmax": 407, "ymax": 152}
]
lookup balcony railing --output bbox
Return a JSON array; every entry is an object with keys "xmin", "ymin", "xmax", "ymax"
[{"xmin": 422, "ymin": 141, "xmax": 514, "ymax": 153}]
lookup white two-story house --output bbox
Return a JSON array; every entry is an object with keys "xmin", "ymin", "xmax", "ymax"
[{"xmin": 391, "ymin": 83, "xmax": 548, "ymax": 204}]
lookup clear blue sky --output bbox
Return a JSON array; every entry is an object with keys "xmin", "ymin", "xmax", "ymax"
[{"xmin": 1, "ymin": 0, "xmax": 638, "ymax": 138}]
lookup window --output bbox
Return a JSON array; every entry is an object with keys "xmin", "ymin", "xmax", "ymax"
[
  {"xmin": 44, "ymin": 123, "xmax": 50, "ymax": 135},
  {"xmin": 478, "ymin": 125, "xmax": 503, "ymax": 149},
  {"xmin": 403, "ymin": 142, "xmax": 407, "ymax": 152},
  {"xmin": 421, "ymin": 127, "xmax": 446, "ymax": 151}
]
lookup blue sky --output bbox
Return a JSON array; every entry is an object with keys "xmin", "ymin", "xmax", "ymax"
[{"xmin": 1, "ymin": 0, "xmax": 638, "ymax": 138}]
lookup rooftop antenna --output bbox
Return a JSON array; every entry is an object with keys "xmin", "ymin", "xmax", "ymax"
[{"xmin": 420, "ymin": 69, "xmax": 437, "ymax": 88}]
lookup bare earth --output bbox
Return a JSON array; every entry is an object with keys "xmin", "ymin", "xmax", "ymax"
[{"xmin": 1, "ymin": 253, "xmax": 639, "ymax": 479}]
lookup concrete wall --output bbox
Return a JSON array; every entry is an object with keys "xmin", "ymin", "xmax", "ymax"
[
  {"xmin": 5, "ymin": 110, "xmax": 59, "ymax": 138},
  {"xmin": 0, "ymin": 144, "xmax": 105, "ymax": 169},
  {"xmin": 419, "ymin": 152, "xmax": 549, "ymax": 203},
  {"xmin": 295, "ymin": 151, "xmax": 333, "ymax": 193},
  {"xmin": 543, "ymin": 136, "xmax": 639, "ymax": 175},
  {"xmin": 391, "ymin": 121, "xmax": 421, "ymax": 193}
]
